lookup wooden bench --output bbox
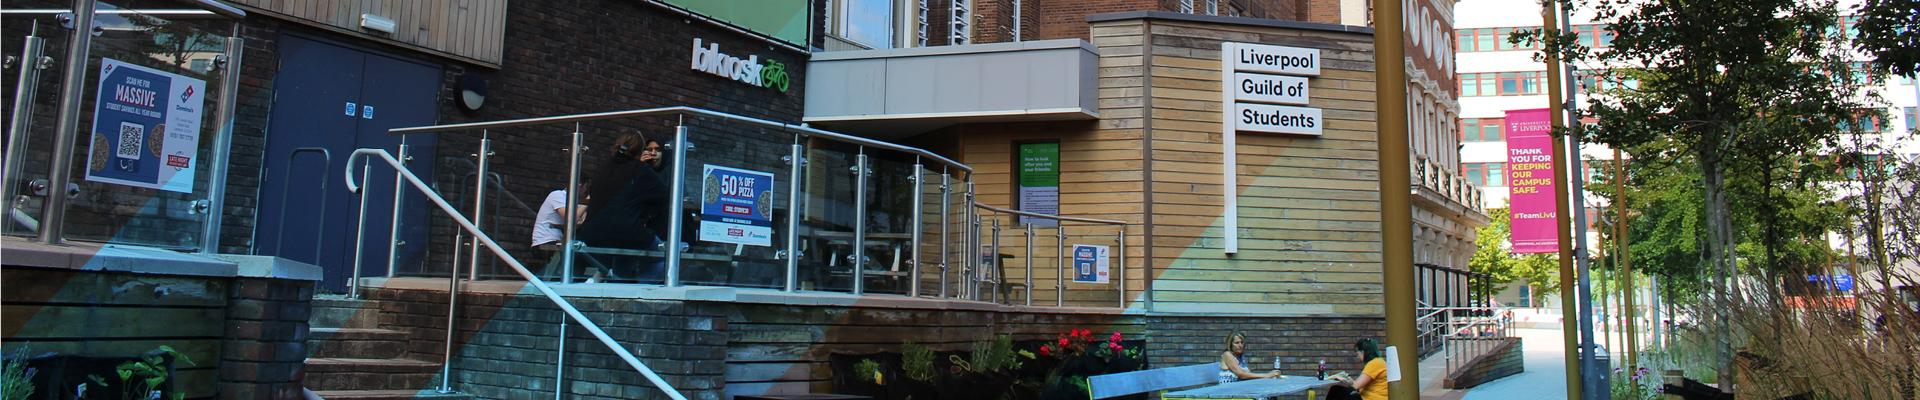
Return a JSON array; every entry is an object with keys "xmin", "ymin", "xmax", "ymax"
[{"xmin": 1088, "ymin": 362, "xmax": 1221, "ymax": 399}]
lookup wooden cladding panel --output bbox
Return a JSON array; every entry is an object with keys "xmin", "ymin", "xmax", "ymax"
[
  {"xmin": 1125, "ymin": 18, "xmax": 1384, "ymax": 316},
  {"xmin": 229, "ymin": 0, "xmax": 507, "ymax": 66}
]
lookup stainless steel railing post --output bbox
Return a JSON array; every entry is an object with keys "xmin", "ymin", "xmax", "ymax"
[
  {"xmin": 938, "ymin": 173, "xmax": 951, "ymax": 298},
  {"xmin": 908, "ymin": 163, "xmax": 924, "ymax": 297},
  {"xmin": 562, "ymin": 128, "xmax": 582, "ymax": 283},
  {"xmin": 852, "ymin": 152, "xmax": 869, "ymax": 295},
  {"xmin": 1024, "ymin": 223, "xmax": 1035, "ymax": 306},
  {"xmin": 785, "ymin": 143, "xmax": 804, "ymax": 293},
  {"xmin": 666, "ymin": 125, "xmax": 689, "ymax": 287},
  {"xmin": 989, "ymin": 216, "xmax": 1000, "ymax": 304},
  {"xmin": 965, "ymin": 182, "xmax": 978, "ymax": 300},
  {"xmin": 3, "ymin": 29, "xmax": 46, "ymax": 225},
  {"xmin": 555, "ymin": 314, "xmax": 566, "ymax": 400},
  {"xmin": 1055, "ymin": 225, "xmax": 1066, "ymax": 306},
  {"xmin": 387, "ymin": 144, "xmax": 408, "ymax": 278},
  {"xmin": 350, "ymin": 162, "xmax": 370, "ymax": 299},
  {"xmin": 467, "ymin": 135, "xmax": 491, "ymax": 281},
  {"xmin": 38, "ymin": 0, "xmax": 97, "ymax": 244},
  {"xmin": 1116, "ymin": 228, "xmax": 1126, "ymax": 308}
]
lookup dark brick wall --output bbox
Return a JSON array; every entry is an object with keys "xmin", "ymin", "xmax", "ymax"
[
  {"xmin": 362, "ymin": 287, "xmax": 728, "ymax": 400},
  {"xmin": 1443, "ymin": 337, "xmax": 1522, "ymax": 389},
  {"xmin": 416, "ymin": 0, "xmax": 811, "ymax": 278},
  {"xmin": 1145, "ymin": 316, "xmax": 1386, "ymax": 377},
  {"xmin": 220, "ymin": 278, "xmax": 317, "ymax": 400}
]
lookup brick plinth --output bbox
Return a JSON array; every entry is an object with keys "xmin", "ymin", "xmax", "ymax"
[{"xmin": 221, "ymin": 278, "xmax": 317, "ymax": 400}]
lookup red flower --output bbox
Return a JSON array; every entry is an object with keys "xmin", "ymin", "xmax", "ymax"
[
  {"xmin": 1039, "ymin": 346, "xmax": 1051, "ymax": 356},
  {"xmin": 1060, "ymin": 338, "xmax": 1070, "ymax": 347},
  {"xmin": 1110, "ymin": 332, "xmax": 1123, "ymax": 342}
]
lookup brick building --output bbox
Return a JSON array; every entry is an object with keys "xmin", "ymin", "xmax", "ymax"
[{"xmin": 4, "ymin": 0, "xmax": 1483, "ymax": 399}]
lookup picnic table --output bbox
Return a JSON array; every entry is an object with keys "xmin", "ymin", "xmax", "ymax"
[{"xmin": 1161, "ymin": 375, "xmax": 1340, "ymax": 399}]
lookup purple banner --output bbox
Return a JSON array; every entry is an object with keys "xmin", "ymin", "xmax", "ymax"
[{"xmin": 1505, "ymin": 109, "xmax": 1559, "ymax": 253}]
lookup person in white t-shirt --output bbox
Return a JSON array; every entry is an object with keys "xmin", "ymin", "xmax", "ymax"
[{"xmin": 532, "ymin": 185, "xmax": 607, "ymax": 281}]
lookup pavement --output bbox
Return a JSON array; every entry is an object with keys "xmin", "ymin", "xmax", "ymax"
[{"xmin": 1415, "ymin": 327, "xmax": 1573, "ymax": 400}]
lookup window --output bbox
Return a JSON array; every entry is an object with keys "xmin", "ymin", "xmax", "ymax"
[
  {"xmin": 831, "ymin": 0, "xmax": 896, "ymax": 48},
  {"xmin": 1460, "ymin": 72, "xmax": 1543, "ymax": 96},
  {"xmin": 1462, "ymin": 162, "xmax": 1506, "ymax": 186},
  {"xmin": 1572, "ymin": 24, "xmax": 1614, "ymax": 48},
  {"xmin": 1462, "ymin": 118, "xmax": 1504, "ymax": 141},
  {"xmin": 1457, "ymin": 27, "xmax": 1542, "ymax": 52},
  {"xmin": 1839, "ymin": 113, "xmax": 1887, "ymax": 132},
  {"xmin": 1576, "ymin": 69, "xmax": 1640, "ymax": 92},
  {"xmin": 1829, "ymin": 15, "xmax": 1862, "ymax": 40},
  {"xmin": 1906, "ymin": 107, "xmax": 1917, "ymax": 132}
]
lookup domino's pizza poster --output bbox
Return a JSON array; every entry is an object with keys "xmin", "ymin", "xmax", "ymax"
[
  {"xmin": 84, "ymin": 58, "xmax": 206, "ymax": 193},
  {"xmin": 698, "ymin": 164, "xmax": 775, "ymax": 247}
]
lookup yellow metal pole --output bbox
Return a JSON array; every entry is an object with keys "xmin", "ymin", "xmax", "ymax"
[
  {"xmin": 1618, "ymin": 150, "xmax": 1637, "ymax": 372},
  {"xmin": 1545, "ymin": 1, "xmax": 1583, "ymax": 397},
  {"xmin": 1373, "ymin": 0, "xmax": 1418, "ymax": 397}
]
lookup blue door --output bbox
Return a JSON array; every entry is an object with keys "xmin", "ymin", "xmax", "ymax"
[{"xmin": 258, "ymin": 36, "xmax": 439, "ymax": 293}]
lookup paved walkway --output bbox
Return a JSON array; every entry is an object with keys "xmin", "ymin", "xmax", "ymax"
[{"xmin": 1414, "ymin": 328, "xmax": 1572, "ymax": 400}]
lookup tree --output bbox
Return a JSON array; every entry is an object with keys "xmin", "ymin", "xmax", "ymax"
[
  {"xmin": 1853, "ymin": 0, "xmax": 1920, "ymax": 77},
  {"xmin": 1469, "ymin": 207, "xmax": 1561, "ymax": 307},
  {"xmin": 1535, "ymin": 0, "xmax": 1872, "ymax": 385}
]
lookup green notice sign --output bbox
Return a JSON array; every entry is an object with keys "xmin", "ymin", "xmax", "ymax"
[{"xmin": 1018, "ymin": 143, "xmax": 1059, "ymax": 226}]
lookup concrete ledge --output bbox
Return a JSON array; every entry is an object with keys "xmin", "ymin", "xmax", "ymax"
[
  {"xmin": 2, "ymin": 236, "xmax": 238, "ymax": 278},
  {"xmin": 209, "ymin": 254, "xmax": 325, "ymax": 281},
  {"xmin": 1085, "ymin": 11, "xmax": 1374, "ymax": 34}
]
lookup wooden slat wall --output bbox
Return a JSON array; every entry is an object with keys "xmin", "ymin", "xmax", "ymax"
[
  {"xmin": 1, "ymin": 268, "xmax": 230, "ymax": 399},
  {"xmin": 954, "ymin": 18, "xmax": 1384, "ymax": 316},
  {"xmin": 228, "ymin": 0, "xmax": 507, "ymax": 67},
  {"xmin": 1133, "ymin": 19, "xmax": 1383, "ymax": 316}
]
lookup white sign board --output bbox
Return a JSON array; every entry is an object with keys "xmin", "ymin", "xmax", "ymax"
[
  {"xmin": 84, "ymin": 58, "xmax": 206, "ymax": 193},
  {"xmin": 1234, "ymin": 103, "xmax": 1322, "ymax": 135},
  {"xmin": 1232, "ymin": 72, "xmax": 1311, "ymax": 105},
  {"xmin": 1227, "ymin": 43, "xmax": 1321, "ymax": 76}
]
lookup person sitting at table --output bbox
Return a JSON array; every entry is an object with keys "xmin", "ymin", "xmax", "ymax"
[
  {"xmin": 531, "ymin": 182, "xmax": 613, "ymax": 282},
  {"xmin": 1219, "ymin": 330, "xmax": 1281, "ymax": 383},
  {"xmin": 1326, "ymin": 338, "xmax": 1388, "ymax": 400},
  {"xmin": 576, "ymin": 131, "xmax": 671, "ymax": 283}
]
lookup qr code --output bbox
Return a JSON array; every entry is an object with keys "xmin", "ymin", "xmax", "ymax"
[{"xmin": 116, "ymin": 122, "xmax": 144, "ymax": 160}]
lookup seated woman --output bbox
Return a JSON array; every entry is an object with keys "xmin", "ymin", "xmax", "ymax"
[
  {"xmin": 1326, "ymin": 338, "xmax": 1388, "ymax": 400},
  {"xmin": 1219, "ymin": 330, "xmax": 1281, "ymax": 383},
  {"xmin": 575, "ymin": 131, "xmax": 671, "ymax": 283}
]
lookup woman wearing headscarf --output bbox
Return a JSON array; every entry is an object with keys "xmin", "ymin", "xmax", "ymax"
[{"xmin": 576, "ymin": 131, "xmax": 672, "ymax": 282}]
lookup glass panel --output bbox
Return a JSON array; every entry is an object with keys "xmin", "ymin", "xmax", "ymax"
[
  {"xmin": 3, "ymin": 12, "xmax": 76, "ymax": 238},
  {"xmin": 916, "ymin": 167, "xmax": 946, "ymax": 297},
  {"xmin": 1479, "ymin": 79, "xmax": 1497, "ymax": 97},
  {"xmin": 36, "ymin": 3, "xmax": 233, "ymax": 249},
  {"xmin": 1464, "ymin": 124, "xmax": 1481, "ymax": 141},
  {"xmin": 862, "ymin": 154, "xmax": 918, "ymax": 295},
  {"xmin": 1486, "ymin": 124, "xmax": 1502, "ymax": 141},
  {"xmin": 796, "ymin": 139, "xmax": 859, "ymax": 292},
  {"xmin": 1495, "ymin": 28, "xmax": 1513, "ymax": 50},
  {"xmin": 1456, "ymin": 31, "xmax": 1472, "ymax": 52},
  {"xmin": 1476, "ymin": 34, "xmax": 1494, "ymax": 52},
  {"xmin": 840, "ymin": 0, "xmax": 895, "ymax": 49},
  {"xmin": 676, "ymin": 123, "xmax": 796, "ymax": 289},
  {"xmin": 1060, "ymin": 223, "xmax": 1123, "ymax": 307}
]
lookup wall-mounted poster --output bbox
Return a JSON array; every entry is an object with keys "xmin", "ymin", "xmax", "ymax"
[
  {"xmin": 698, "ymin": 165, "xmax": 775, "ymax": 246},
  {"xmin": 1071, "ymin": 244, "xmax": 1109, "ymax": 284},
  {"xmin": 84, "ymin": 58, "xmax": 206, "ymax": 193},
  {"xmin": 1505, "ymin": 108, "xmax": 1559, "ymax": 254},
  {"xmin": 1017, "ymin": 142, "xmax": 1059, "ymax": 226}
]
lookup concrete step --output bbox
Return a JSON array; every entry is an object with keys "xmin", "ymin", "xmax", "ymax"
[
  {"xmin": 303, "ymin": 358, "xmax": 442, "ymax": 391},
  {"xmin": 308, "ymin": 328, "xmax": 409, "ymax": 359},
  {"xmin": 311, "ymin": 298, "xmax": 383, "ymax": 329},
  {"xmin": 309, "ymin": 390, "xmax": 471, "ymax": 400}
]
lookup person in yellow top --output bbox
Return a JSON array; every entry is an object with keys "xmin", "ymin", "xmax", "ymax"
[{"xmin": 1326, "ymin": 338, "xmax": 1389, "ymax": 400}]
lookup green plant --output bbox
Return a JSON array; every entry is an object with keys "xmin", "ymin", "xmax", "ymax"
[
  {"xmin": 2, "ymin": 345, "xmax": 37, "ymax": 400},
  {"xmin": 853, "ymin": 358, "xmax": 883, "ymax": 385},
  {"xmin": 86, "ymin": 346, "xmax": 193, "ymax": 400},
  {"xmin": 902, "ymin": 341, "xmax": 935, "ymax": 382},
  {"xmin": 966, "ymin": 334, "xmax": 1018, "ymax": 373}
]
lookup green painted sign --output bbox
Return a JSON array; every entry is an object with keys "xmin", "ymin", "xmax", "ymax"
[
  {"xmin": 1018, "ymin": 143, "xmax": 1059, "ymax": 226},
  {"xmin": 666, "ymin": 0, "xmax": 809, "ymax": 46}
]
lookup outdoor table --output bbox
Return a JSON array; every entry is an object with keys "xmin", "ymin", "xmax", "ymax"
[{"xmin": 1162, "ymin": 375, "xmax": 1341, "ymax": 399}]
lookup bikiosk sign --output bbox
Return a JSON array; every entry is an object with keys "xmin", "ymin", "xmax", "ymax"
[
  {"xmin": 691, "ymin": 38, "xmax": 791, "ymax": 93},
  {"xmin": 1221, "ymin": 43, "xmax": 1321, "ymax": 136}
]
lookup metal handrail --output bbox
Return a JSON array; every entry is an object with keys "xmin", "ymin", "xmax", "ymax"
[
  {"xmin": 345, "ymin": 149, "xmax": 687, "ymax": 400},
  {"xmin": 383, "ymin": 106, "xmax": 971, "ymax": 174},
  {"xmin": 971, "ymin": 202, "xmax": 1128, "ymax": 307}
]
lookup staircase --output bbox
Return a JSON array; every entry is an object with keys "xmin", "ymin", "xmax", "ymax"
[{"xmin": 305, "ymin": 297, "xmax": 471, "ymax": 400}]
